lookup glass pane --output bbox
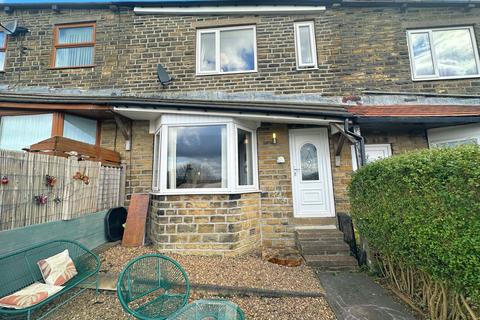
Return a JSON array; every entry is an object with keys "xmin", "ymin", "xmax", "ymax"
[
  {"xmin": 199, "ymin": 32, "xmax": 216, "ymax": 72},
  {"xmin": 300, "ymin": 143, "xmax": 319, "ymax": 181},
  {"xmin": 433, "ymin": 138, "xmax": 478, "ymax": 149},
  {"xmin": 0, "ymin": 114, "xmax": 53, "ymax": 151},
  {"xmin": 167, "ymin": 125, "xmax": 227, "ymax": 189},
  {"xmin": 58, "ymin": 26, "xmax": 93, "ymax": 44},
  {"xmin": 432, "ymin": 29, "xmax": 479, "ymax": 77},
  {"xmin": 410, "ymin": 32, "xmax": 435, "ymax": 77},
  {"xmin": 220, "ymin": 28, "xmax": 255, "ymax": 72},
  {"xmin": 237, "ymin": 129, "xmax": 253, "ymax": 186},
  {"xmin": 55, "ymin": 46, "xmax": 94, "ymax": 67},
  {"xmin": 0, "ymin": 52, "xmax": 5, "ymax": 71},
  {"xmin": 298, "ymin": 25, "xmax": 314, "ymax": 65},
  {"xmin": 0, "ymin": 32, "xmax": 5, "ymax": 48},
  {"xmin": 63, "ymin": 114, "xmax": 97, "ymax": 145}
]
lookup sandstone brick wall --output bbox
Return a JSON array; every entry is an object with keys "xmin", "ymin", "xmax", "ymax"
[
  {"xmin": 363, "ymin": 128, "xmax": 429, "ymax": 154},
  {"xmin": 148, "ymin": 193, "xmax": 261, "ymax": 256},
  {"xmin": 100, "ymin": 120, "xmax": 153, "ymax": 203},
  {"xmin": 1, "ymin": 6, "xmax": 479, "ymax": 96},
  {"xmin": 334, "ymin": 6, "xmax": 480, "ymax": 95}
]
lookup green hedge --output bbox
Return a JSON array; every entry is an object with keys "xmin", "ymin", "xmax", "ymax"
[{"xmin": 349, "ymin": 145, "xmax": 480, "ymax": 301}]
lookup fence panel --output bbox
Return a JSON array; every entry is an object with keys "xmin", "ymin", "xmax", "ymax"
[{"xmin": 0, "ymin": 149, "xmax": 123, "ymax": 231}]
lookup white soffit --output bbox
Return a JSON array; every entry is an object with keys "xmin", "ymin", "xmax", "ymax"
[
  {"xmin": 134, "ymin": 6, "xmax": 326, "ymax": 15},
  {"xmin": 113, "ymin": 107, "xmax": 341, "ymax": 125}
]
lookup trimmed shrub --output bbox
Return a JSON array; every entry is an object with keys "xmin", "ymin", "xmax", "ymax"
[{"xmin": 349, "ymin": 145, "xmax": 480, "ymax": 317}]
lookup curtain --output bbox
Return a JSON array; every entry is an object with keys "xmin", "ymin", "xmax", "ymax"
[
  {"xmin": 63, "ymin": 114, "xmax": 97, "ymax": 145},
  {"xmin": 200, "ymin": 32, "xmax": 216, "ymax": 72},
  {"xmin": 56, "ymin": 26, "xmax": 94, "ymax": 67},
  {"xmin": 0, "ymin": 114, "xmax": 53, "ymax": 151}
]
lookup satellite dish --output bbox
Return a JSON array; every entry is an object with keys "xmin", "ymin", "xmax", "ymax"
[
  {"xmin": 157, "ymin": 64, "xmax": 172, "ymax": 86},
  {"xmin": 1, "ymin": 20, "xmax": 28, "ymax": 36}
]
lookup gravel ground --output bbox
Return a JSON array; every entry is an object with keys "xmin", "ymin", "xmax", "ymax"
[{"xmin": 46, "ymin": 245, "xmax": 336, "ymax": 320}]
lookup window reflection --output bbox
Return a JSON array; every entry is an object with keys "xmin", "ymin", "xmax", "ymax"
[
  {"xmin": 301, "ymin": 143, "xmax": 319, "ymax": 181},
  {"xmin": 220, "ymin": 28, "xmax": 255, "ymax": 72},
  {"xmin": 167, "ymin": 125, "xmax": 227, "ymax": 189},
  {"xmin": 238, "ymin": 129, "xmax": 253, "ymax": 186}
]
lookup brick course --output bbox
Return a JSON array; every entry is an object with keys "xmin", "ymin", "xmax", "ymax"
[{"xmin": 0, "ymin": 7, "xmax": 478, "ymax": 96}]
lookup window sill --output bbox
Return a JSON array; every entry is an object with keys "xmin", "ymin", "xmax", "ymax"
[
  {"xmin": 296, "ymin": 66, "xmax": 318, "ymax": 71},
  {"xmin": 196, "ymin": 69, "xmax": 258, "ymax": 76},
  {"xmin": 49, "ymin": 65, "xmax": 96, "ymax": 70},
  {"xmin": 412, "ymin": 74, "xmax": 480, "ymax": 82},
  {"xmin": 150, "ymin": 189, "xmax": 261, "ymax": 196}
]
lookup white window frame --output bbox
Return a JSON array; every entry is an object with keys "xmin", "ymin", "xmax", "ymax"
[
  {"xmin": 294, "ymin": 21, "xmax": 318, "ymax": 70},
  {"xmin": 154, "ymin": 115, "xmax": 259, "ymax": 195},
  {"xmin": 196, "ymin": 25, "xmax": 258, "ymax": 75},
  {"xmin": 351, "ymin": 144, "xmax": 392, "ymax": 171},
  {"xmin": 406, "ymin": 26, "xmax": 480, "ymax": 81},
  {"xmin": 235, "ymin": 124, "xmax": 258, "ymax": 191},
  {"xmin": 427, "ymin": 124, "xmax": 480, "ymax": 149}
]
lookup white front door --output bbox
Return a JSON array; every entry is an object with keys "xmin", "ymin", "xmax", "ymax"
[{"xmin": 289, "ymin": 128, "xmax": 335, "ymax": 217}]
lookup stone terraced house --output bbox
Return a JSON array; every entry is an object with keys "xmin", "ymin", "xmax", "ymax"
[{"xmin": 0, "ymin": 0, "xmax": 479, "ymax": 268}]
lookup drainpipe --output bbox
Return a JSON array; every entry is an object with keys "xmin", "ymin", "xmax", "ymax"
[{"xmin": 344, "ymin": 118, "xmax": 366, "ymax": 167}]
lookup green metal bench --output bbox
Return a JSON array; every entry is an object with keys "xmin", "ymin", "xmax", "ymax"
[
  {"xmin": 117, "ymin": 254, "xmax": 190, "ymax": 320},
  {"xmin": 0, "ymin": 239, "xmax": 100, "ymax": 320}
]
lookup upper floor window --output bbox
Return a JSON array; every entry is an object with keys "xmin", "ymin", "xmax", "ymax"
[
  {"xmin": 53, "ymin": 22, "xmax": 95, "ymax": 68},
  {"xmin": 196, "ymin": 25, "xmax": 257, "ymax": 75},
  {"xmin": 294, "ymin": 21, "xmax": 318, "ymax": 69},
  {"xmin": 0, "ymin": 32, "xmax": 6, "ymax": 71},
  {"xmin": 407, "ymin": 26, "xmax": 480, "ymax": 81}
]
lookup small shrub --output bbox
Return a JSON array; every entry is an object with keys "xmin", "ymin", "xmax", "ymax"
[{"xmin": 349, "ymin": 145, "xmax": 480, "ymax": 318}]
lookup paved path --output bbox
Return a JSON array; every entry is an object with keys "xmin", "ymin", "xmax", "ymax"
[{"xmin": 317, "ymin": 272, "xmax": 416, "ymax": 320}]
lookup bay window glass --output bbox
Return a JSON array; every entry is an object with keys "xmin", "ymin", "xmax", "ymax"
[
  {"xmin": 63, "ymin": 114, "xmax": 97, "ymax": 145},
  {"xmin": 0, "ymin": 114, "xmax": 53, "ymax": 151},
  {"xmin": 54, "ymin": 23, "xmax": 95, "ymax": 68},
  {"xmin": 407, "ymin": 26, "xmax": 480, "ymax": 80},
  {"xmin": 167, "ymin": 125, "xmax": 227, "ymax": 189},
  {"xmin": 197, "ymin": 26, "xmax": 256, "ymax": 74},
  {"xmin": 237, "ymin": 129, "xmax": 253, "ymax": 186}
]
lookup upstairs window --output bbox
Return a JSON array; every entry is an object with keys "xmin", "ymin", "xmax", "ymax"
[
  {"xmin": 407, "ymin": 26, "xmax": 480, "ymax": 80},
  {"xmin": 53, "ymin": 22, "xmax": 95, "ymax": 68},
  {"xmin": 196, "ymin": 25, "xmax": 257, "ymax": 75},
  {"xmin": 0, "ymin": 32, "xmax": 6, "ymax": 71},
  {"xmin": 294, "ymin": 21, "xmax": 318, "ymax": 69}
]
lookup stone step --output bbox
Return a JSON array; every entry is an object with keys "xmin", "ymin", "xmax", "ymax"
[
  {"xmin": 299, "ymin": 242, "xmax": 351, "ymax": 255},
  {"xmin": 303, "ymin": 255, "xmax": 358, "ymax": 270},
  {"xmin": 296, "ymin": 232, "xmax": 345, "ymax": 241}
]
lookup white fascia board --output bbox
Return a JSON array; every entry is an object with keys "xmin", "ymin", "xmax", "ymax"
[
  {"xmin": 134, "ymin": 6, "xmax": 326, "ymax": 15},
  {"xmin": 113, "ymin": 107, "xmax": 342, "ymax": 125}
]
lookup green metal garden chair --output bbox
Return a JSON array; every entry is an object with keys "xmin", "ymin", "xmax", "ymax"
[{"xmin": 117, "ymin": 254, "xmax": 190, "ymax": 320}]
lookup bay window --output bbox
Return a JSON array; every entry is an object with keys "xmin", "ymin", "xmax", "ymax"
[
  {"xmin": 154, "ymin": 115, "xmax": 258, "ymax": 194},
  {"xmin": 53, "ymin": 22, "xmax": 95, "ymax": 68}
]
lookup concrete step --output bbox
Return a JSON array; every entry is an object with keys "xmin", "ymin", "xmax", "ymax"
[
  {"xmin": 291, "ymin": 217, "xmax": 337, "ymax": 226},
  {"xmin": 296, "ymin": 232, "xmax": 345, "ymax": 241},
  {"xmin": 299, "ymin": 242, "xmax": 351, "ymax": 255},
  {"xmin": 304, "ymin": 255, "xmax": 358, "ymax": 270}
]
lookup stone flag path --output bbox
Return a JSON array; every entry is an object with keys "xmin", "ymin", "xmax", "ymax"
[{"xmin": 317, "ymin": 272, "xmax": 417, "ymax": 320}]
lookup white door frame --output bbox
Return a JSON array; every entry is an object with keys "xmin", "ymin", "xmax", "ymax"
[{"xmin": 289, "ymin": 127, "xmax": 336, "ymax": 217}]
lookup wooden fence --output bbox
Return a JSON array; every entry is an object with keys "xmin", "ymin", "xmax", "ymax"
[{"xmin": 0, "ymin": 149, "xmax": 124, "ymax": 231}]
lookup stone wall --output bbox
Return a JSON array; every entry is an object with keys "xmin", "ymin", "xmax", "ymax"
[
  {"xmin": 1, "ymin": 6, "xmax": 479, "ymax": 97},
  {"xmin": 100, "ymin": 120, "xmax": 153, "ymax": 203},
  {"xmin": 148, "ymin": 193, "xmax": 261, "ymax": 256}
]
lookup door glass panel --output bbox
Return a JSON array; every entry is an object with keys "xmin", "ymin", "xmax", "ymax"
[{"xmin": 300, "ymin": 143, "xmax": 319, "ymax": 181}]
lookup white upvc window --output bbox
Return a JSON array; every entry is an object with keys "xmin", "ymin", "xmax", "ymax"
[
  {"xmin": 153, "ymin": 115, "xmax": 259, "ymax": 194},
  {"xmin": 407, "ymin": 26, "xmax": 480, "ymax": 81},
  {"xmin": 351, "ymin": 144, "xmax": 392, "ymax": 171},
  {"xmin": 196, "ymin": 25, "xmax": 257, "ymax": 75},
  {"xmin": 294, "ymin": 21, "xmax": 318, "ymax": 69}
]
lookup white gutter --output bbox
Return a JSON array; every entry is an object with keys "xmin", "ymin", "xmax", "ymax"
[
  {"xmin": 134, "ymin": 5, "xmax": 326, "ymax": 15},
  {"xmin": 113, "ymin": 107, "xmax": 343, "ymax": 125}
]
